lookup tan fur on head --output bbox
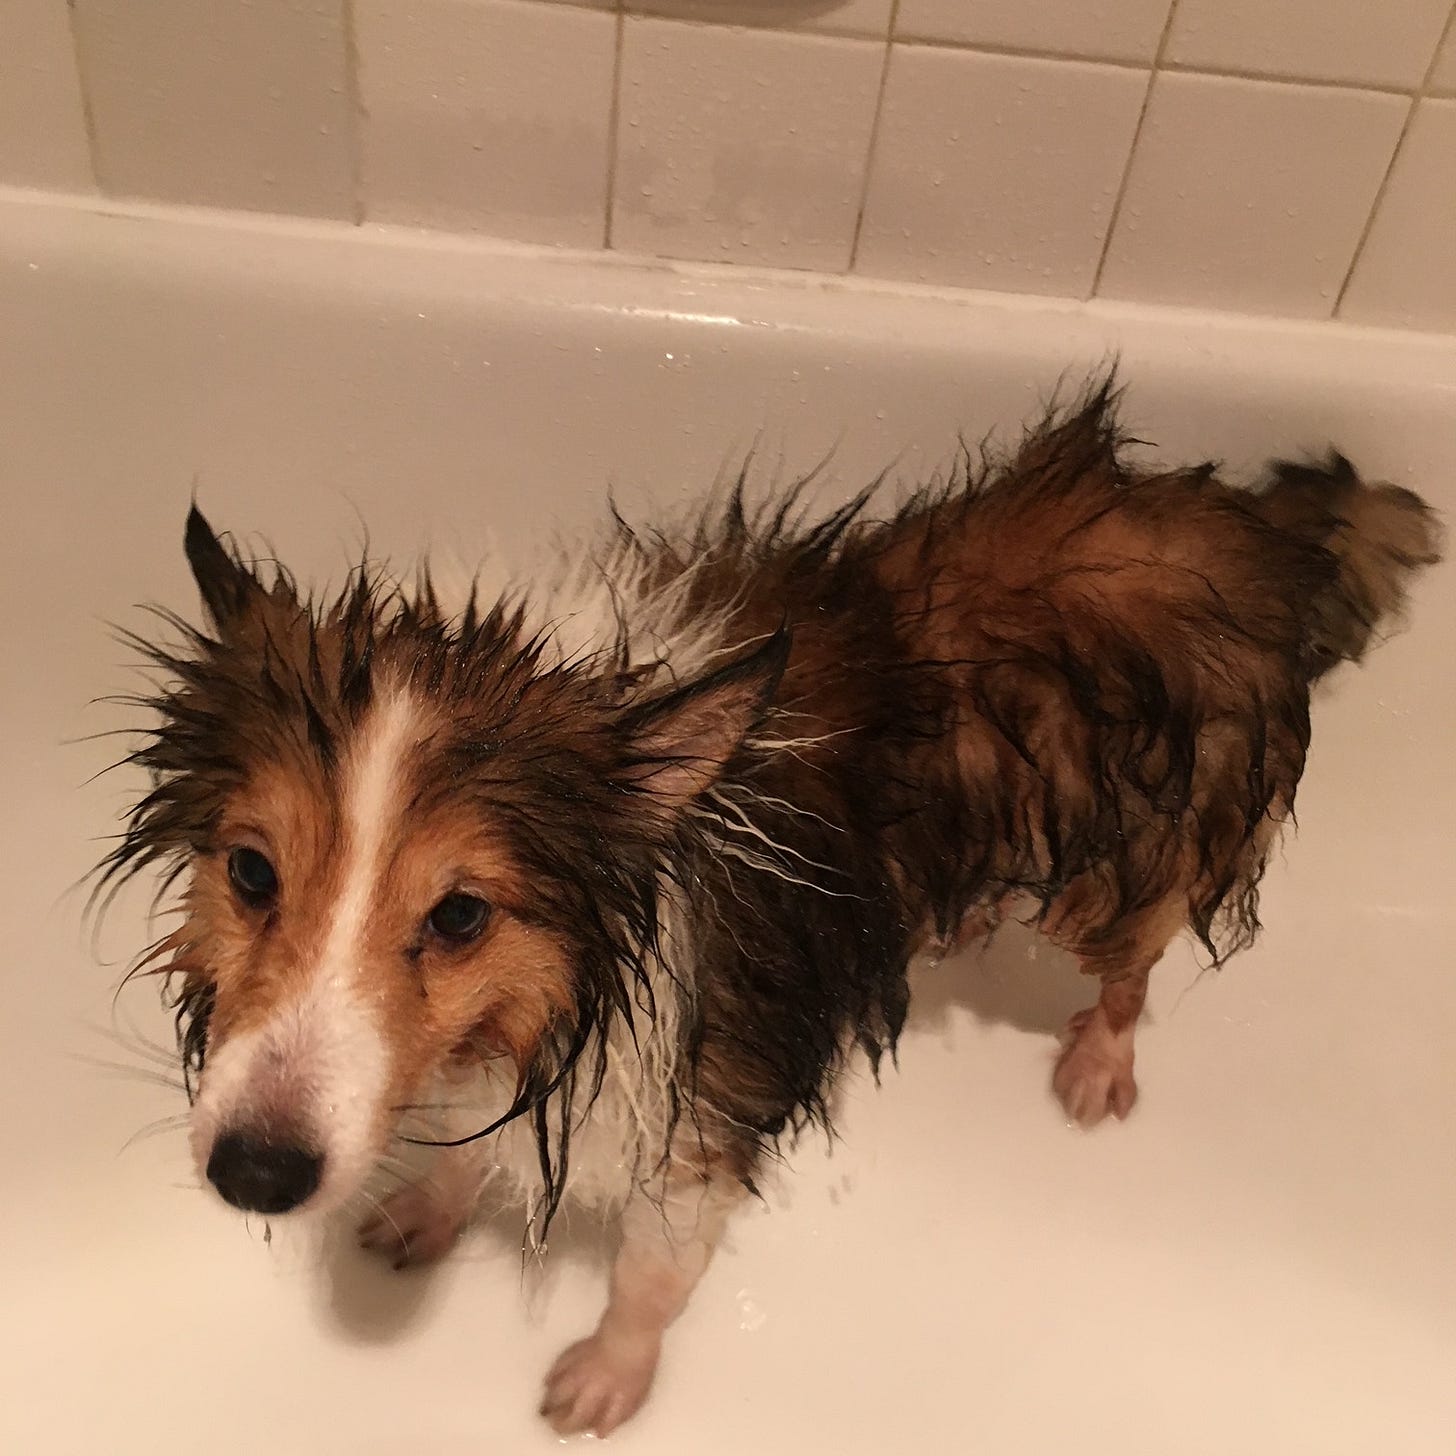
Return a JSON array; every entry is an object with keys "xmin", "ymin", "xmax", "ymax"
[{"xmin": 179, "ymin": 685, "xmax": 584, "ymax": 1212}]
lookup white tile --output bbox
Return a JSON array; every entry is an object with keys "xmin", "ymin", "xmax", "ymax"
[
  {"xmin": 0, "ymin": 1, "xmax": 93, "ymax": 190},
  {"xmin": 1167, "ymin": 0, "xmax": 1452, "ymax": 90},
  {"xmin": 614, "ymin": 18, "xmax": 884, "ymax": 270},
  {"xmin": 626, "ymin": 1, "xmax": 893, "ymax": 37},
  {"xmin": 896, "ymin": 0, "xmax": 1172, "ymax": 64},
  {"xmin": 357, "ymin": 0, "xmax": 615, "ymax": 245},
  {"xmin": 71, "ymin": 0, "xmax": 352, "ymax": 217},
  {"xmin": 1100, "ymin": 73, "xmax": 1406, "ymax": 318},
  {"xmin": 1429, "ymin": 18, "xmax": 1456, "ymax": 95},
  {"xmin": 1340, "ymin": 100, "xmax": 1456, "ymax": 332},
  {"xmin": 856, "ymin": 49, "xmax": 1146, "ymax": 296}
]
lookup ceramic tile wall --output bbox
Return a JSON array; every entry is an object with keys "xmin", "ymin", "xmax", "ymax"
[{"xmin": 3, "ymin": 0, "xmax": 1453, "ymax": 331}]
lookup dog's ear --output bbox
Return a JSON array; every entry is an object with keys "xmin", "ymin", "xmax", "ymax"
[
  {"xmin": 616, "ymin": 628, "xmax": 791, "ymax": 817},
  {"xmin": 185, "ymin": 506, "xmax": 263, "ymax": 631}
]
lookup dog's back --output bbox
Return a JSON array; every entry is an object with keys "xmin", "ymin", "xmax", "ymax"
[{"xmin": 869, "ymin": 389, "xmax": 1441, "ymax": 960}]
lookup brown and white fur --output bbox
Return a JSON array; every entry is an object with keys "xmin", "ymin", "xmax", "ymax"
[{"xmin": 103, "ymin": 382, "xmax": 1441, "ymax": 1435}]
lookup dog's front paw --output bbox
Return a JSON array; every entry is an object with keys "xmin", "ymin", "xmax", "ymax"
[
  {"xmin": 1053, "ymin": 1009, "xmax": 1137, "ymax": 1126},
  {"xmin": 540, "ymin": 1329, "xmax": 661, "ymax": 1437},
  {"xmin": 357, "ymin": 1182, "xmax": 467, "ymax": 1269}
]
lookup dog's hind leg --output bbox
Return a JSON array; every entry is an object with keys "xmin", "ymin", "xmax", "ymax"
[{"xmin": 1049, "ymin": 895, "xmax": 1187, "ymax": 1127}]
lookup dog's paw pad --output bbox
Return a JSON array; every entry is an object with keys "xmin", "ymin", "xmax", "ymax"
[{"xmin": 540, "ymin": 1331, "xmax": 660, "ymax": 1437}]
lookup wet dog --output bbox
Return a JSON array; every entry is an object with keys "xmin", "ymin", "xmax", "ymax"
[{"xmin": 102, "ymin": 381, "xmax": 1441, "ymax": 1433}]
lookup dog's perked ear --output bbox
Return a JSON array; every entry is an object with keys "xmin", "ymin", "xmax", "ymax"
[
  {"xmin": 616, "ymin": 628, "xmax": 791, "ymax": 818},
  {"xmin": 184, "ymin": 506, "xmax": 263, "ymax": 630}
]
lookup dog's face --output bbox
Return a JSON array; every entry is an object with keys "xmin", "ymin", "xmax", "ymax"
[{"xmin": 114, "ymin": 511, "xmax": 782, "ymax": 1218}]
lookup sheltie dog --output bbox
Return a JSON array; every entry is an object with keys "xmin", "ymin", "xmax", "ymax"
[{"xmin": 101, "ymin": 381, "xmax": 1440, "ymax": 1434}]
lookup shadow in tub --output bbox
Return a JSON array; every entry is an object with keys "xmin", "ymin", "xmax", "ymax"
[
  {"xmin": 316, "ymin": 1174, "xmax": 618, "ymax": 1348},
  {"xmin": 907, "ymin": 919, "xmax": 1097, "ymax": 1039}
]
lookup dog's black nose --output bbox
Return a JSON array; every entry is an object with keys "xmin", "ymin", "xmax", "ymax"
[{"xmin": 206, "ymin": 1132, "xmax": 323, "ymax": 1214}]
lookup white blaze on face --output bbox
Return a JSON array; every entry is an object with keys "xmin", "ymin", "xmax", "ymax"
[{"xmin": 190, "ymin": 689, "xmax": 419, "ymax": 1212}]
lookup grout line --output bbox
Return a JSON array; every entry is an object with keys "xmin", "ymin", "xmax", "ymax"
[
  {"xmin": 1333, "ymin": 0, "xmax": 1456, "ymax": 315},
  {"xmin": 845, "ymin": 0, "xmax": 900, "ymax": 274},
  {"xmin": 341, "ymin": 0, "xmax": 366, "ymax": 226},
  {"xmin": 896, "ymin": 32, "xmax": 1159, "ymax": 74},
  {"xmin": 1159, "ymin": 59, "xmax": 1413, "ymax": 98},
  {"xmin": 63, "ymin": 0, "xmax": 105, "ymax": 195},
  {"xmin": 603, "ymin": 4, "xmax": 627, "ymax": 250},
  {"xmin": 1088, "ymin": 0, "xmax": 1182, "ymax": 300}
]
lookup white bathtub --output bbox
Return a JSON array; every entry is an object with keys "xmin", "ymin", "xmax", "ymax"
[{"xmin": 4, "ymin": 187, "xmax": 1453, "ymax": 1455}]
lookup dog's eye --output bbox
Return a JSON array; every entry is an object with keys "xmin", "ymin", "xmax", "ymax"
[
  {"xmin": 227, "ymin": 846, "xmax": 279, "ymax": 907},
  {"xmin": 426, "ymin": 891, "xmax": 490, "ymax": 943}
]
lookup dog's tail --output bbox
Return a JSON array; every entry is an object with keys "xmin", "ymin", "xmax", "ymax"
[{"xmin": 1250, "ymin": 453, "xmax": 1443, "ymax": 678}]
